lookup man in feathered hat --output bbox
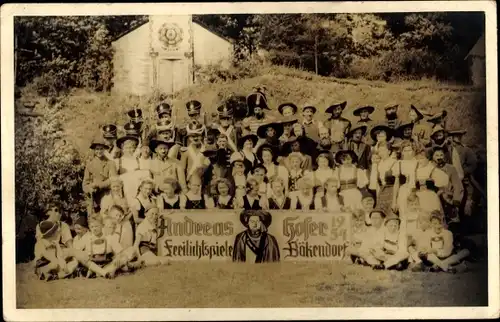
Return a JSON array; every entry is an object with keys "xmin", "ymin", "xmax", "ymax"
[
  {"xmin": 383, "ymin": 104, "xmax": 402, "ymax": 130},
  {"xmin": 213, "ymin": 103, "xmax": 240, "ymax": 152},
  {"xmin": 343, "ymin": 124, "xmax": 371, "ymax": 170},
  {"xmin": 242, "ymin": 87, "xmax": 274, "ymax": 136},
  {"xmin": 322, "ymin": 101, "xmax": 351, "ymax": 154},
  {"xmin": 232, "ymin": 210, "xmax": 280, "ymax": 263},
  {"xmin": 178, "ymin": 121, "xmax": 211, "ymax": 194},
  {"xmin": 409, "ymin": 104, "xmax": 433, "ymax": 147}
]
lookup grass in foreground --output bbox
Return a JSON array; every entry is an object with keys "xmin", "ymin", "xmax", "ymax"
[{"xmin": 16, "ymin": 261, "xmax": 488, "ymax": 308}]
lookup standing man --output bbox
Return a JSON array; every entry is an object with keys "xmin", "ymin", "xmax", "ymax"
[
  {"xmin": 353, "ymin": 105, "xmax": 375, "ymax": 127},
  {"xmin": 383, "ymin": 104, "xmax": 402, "ymax": 130},
  {"xmin": 409, "ymin": 105, "xmax": 433, "ymax": 147},
  {"xmin": 427, "ymin": 125, "xmax": 452, "ymax": 162},
  {"xmin": 343, "ymin": 124, "xmax": 371, "ymax": 170},
  {"xmin": 177, "ymin": 100, "xmax": 204, "ymax": 147},
  {"xmin": 178, "ymin": 122, "xmax": 211, "ymax": 194},
  {"xmin": 301, "ymin": 104, "xmax": 322, "ymax": 143},
  {"xmin": 213, "ymin": 103, "xmax": 239, "ymax": 152},
  {"xmin": 278, "ymin": 102, "xmax": 298, "ymax": 118},
  {"xmin": 242, "ymin": 88, "xmax": 273, "ymax": 136},
  {"xmin": 322, "ymin": 101, "xmax": 351, "ymax": 154},
  {"xmin": 447, "ymin": 129, "xmax": 477, "ymax": 180},
  {"xmin": 102, "ymin": 124, "xmax": 120, "ymax": 160},
  {"xmin": 431, "ymin": 147, "xmax": 464, "ymax": 231}
]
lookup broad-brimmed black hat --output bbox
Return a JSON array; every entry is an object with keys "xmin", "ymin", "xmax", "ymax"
[
  {"xmin": 90, "ymin": 137, "xmax": 111, "ymax": 150},
  {"xmin": 335, "ymin": 149, "xmax": 359, "ymax": 165},
  {"xmin": 395, "ymin": 121, "xmax": 414, "ymax": 138},
  {"xmin": 346, "ymin": 124, "xmax": 368, "ymax": 138},
  {"xmin": 238, "ymin": 134, "xmax": 259, "ymax": 149},
  {"xmin": 302, "ymin": 105, "xmax": 317, "ymax": 113},
  {"xmin": 149, "ymin": 137, "xmax": 174, "ymax": 152},
  {"xmin": 257, "ymin": 122, "xmax": 284, "ymax": 139},
  {"xmin": 39, "ymin": 220, "xmax": 59, "ymax": 239},
  {"xmin": 278, "ymin": 103, "xmax": 298, "ymax": 116},
  {"xmin": 325, "ymin": 101, "xmax": 347, "ymax": 114},
  {"xmin": 239, "ymin": 210, "xmax": 272, "ymax": 228},
  {"xmin": 353, "ymin": 105, "xmax": 375, "ymax": 116},
  {"xmin": 370, "ymin": 124, "xmax": 394, "ymax": 142}
]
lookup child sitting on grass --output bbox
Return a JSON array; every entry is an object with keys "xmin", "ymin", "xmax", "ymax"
[
  {"xmin": 133, "ymin": 207, "xmax": 170, "ymax": 266},
  {"xmin": 33, "ymin": 220, "xmax": 79, "ymax": 281}
]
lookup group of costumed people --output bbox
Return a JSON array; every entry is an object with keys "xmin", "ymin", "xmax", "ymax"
[{"xmin": 33, "ymin": 86, "xmax": 485, "ymax": 280}]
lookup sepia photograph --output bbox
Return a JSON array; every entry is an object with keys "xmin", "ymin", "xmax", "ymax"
[{"xmin": 1, "ymin": 1, "xmax": 498, "ymax": 321}]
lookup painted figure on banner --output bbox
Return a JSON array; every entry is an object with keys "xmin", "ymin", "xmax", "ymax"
[
  {"xmin": 232, "ymin": 210, "xmax": 280, "ymax": 263},
  {"xmin": 322, "ymin": 101, "xmax": 351, "ymax": 154}
]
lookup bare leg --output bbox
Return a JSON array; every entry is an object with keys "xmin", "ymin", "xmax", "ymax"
[
  {"xmin": 408, "ymin": 246, "xmax": 422, "ymax": 264},
  {"xmin": 358, "ymin": 249, "xmax": 381, "ymax": 266}
]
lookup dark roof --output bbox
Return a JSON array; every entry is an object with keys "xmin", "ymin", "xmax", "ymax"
[
  {"xmin": 465, "ymin": 34, "xmax": 485, "ymax": 60},
  {"xmin": 112, "ymin": 17, "xmax": 234, "ymax": 44}
]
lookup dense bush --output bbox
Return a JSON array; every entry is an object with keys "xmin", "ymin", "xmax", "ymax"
[{"xmin": 15, "ymin": 98, "xmax": 85, "ymax": 262}]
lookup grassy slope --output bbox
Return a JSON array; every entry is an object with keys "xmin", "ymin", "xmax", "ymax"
[
  {"xmin": 55, "ymin": 68, "xmax": 486, "ymax": 157},
  {"xmin": 16, "ymin": 261, "xmax": 488, "ymax": 308}
]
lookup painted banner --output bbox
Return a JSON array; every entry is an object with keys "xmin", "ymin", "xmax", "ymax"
[{"xmin": 157, "ymin": 210, "xmax": 352, "ymax": 262}]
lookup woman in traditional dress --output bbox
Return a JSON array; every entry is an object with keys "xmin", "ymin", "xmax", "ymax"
[
  {"xmin": 286, "ymin": 152, "xmax": 313, "ymax": 193},
  {"xmin": 208, "ymin": 178, "xmax": 235, "ymax": 209},
  {"xmin": 333, "ymin": 150, "xmax": 369, "ymax": 212},
  {"xmin": 180, "ymin": 175, "xmax": 209, "ymax": 210},
  {"xmin": 262, "ymin": 176, "xmax": 291, "ymax": 210},
  {"xmin": 290, "ymin": 177, "xmax": 316, "ymax": 210},
  {"xmin": 257, "ymin": 144, "xmax": 289, "ymax": 197},
  {"xmin": 238, "ymin": 134, "xmax": 259, "ymax": 175},
  {"xmin": 130, "ymin": 178, "xmax": 157, "ymax": 226},
  {"xmin": 157, "ymin": 178, "xmax": 181, "ymax": 210},
  {"xmin": 396, "ymin": 141, "xmax": 418, "ymax": 216},
  {"xmin": 414, "ymin": 148, "xmax": 448, "ymax": 214},
  {"xmin": 369, "ymin": 143, "xmax": 400, "ymax": 215},
  {"xmin": 312, "ymin": 151, "xmax": 336, "ymax": 193}
]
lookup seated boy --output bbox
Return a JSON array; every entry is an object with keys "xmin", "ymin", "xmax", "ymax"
[
  {"xmin": 348, "ymin": 209, "xmax": 385, "ymax": 265},
  {"xmin": 365, "ymin": 215, "xmax": 409, "ymax": 270},
  {"xmin": 412, "ymin": 212, "xmax": 469, "ymax": 273},
  {"xmin": 134, "ymin": 207, "xmax": 169, "ymax": 266},
  {"xmin": 33, "ymin": 220, "xmax": 79, "ymax": 281},
  {"xmin": 73, "ymin": 216, "xmax": 135, "ymax": 278}
]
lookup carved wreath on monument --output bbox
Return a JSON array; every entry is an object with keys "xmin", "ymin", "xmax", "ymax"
[{"xmin": 158, "ymin": 23, "xmax": 184, "ymax": 50}]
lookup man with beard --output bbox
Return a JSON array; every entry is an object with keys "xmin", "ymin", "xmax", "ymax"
[
  {"xmin": 353, "ymin": 105, "xmax": 375, "ymax": 127},
  {"xmin": 383, "ymin": 104, "xmax": 402, "ymax": 130},
  {"xmin": 447, "ymin": 129, "xmax": 477, "ymax": 181},
  {"xmin": 178, "ymin": 122, "xmax": 211, "ymax": 194},
  {"xmin": 343, "ymin": 124, "xmax": 371, "ymax": 170},
  {"xmin": 432, "ymin": 147, "xmax": 464, "ymax": 232},
  {"xmin": 232, "ymin": 210, "xmax": 280, "ymax": 263},
  {"xmin": 212, "ymin": 103, "xmax": 239, "ymax": 153},
  {"xmin": 409, "ymin": 105, "xmax": 433, "ymax": 147},
  {"xmin": 427, "ymin": 125, "xmax": 451, "ymax": 162},
  {"xmin": 317, "ymin": 127, "xmax": 335, "ymax": 152},
  {"xmin": 322, "ymin": 101, "xmax": 351, "ymax": 154},
  {"xmin": 242, "ymin": 87, "xmax": 274, "ymax": 136}
]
